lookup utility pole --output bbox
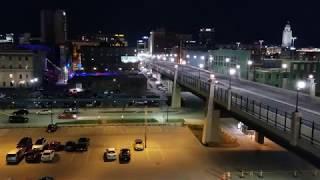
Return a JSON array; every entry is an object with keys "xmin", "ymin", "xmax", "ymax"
[{"xmin": 144, "ymin": 105, "xmax": 148, "ymax": 148}]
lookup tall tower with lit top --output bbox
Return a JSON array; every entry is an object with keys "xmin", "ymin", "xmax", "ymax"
[{"xmin": 282, "ymin": 21, "xmax": 293, "ymax": 48}]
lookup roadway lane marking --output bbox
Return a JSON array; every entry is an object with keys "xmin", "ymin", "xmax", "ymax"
[{"xmin": 231, "ymin": 86, "xmax": 320, "ymax": 117}]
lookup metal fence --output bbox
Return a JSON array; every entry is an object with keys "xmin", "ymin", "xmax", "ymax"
[{"xmin": 151, "ymin": 62, "xmax": 320, "ymax": 147}]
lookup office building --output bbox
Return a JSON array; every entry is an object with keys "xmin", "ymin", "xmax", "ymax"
[
  {"xmin": 80, "ymin": 46, "xmax": 137, "ymax": 72},
  {"xmin": 41, "ymin": 9, "xmax": 67, "ymax": 45},
  {"xmin": 199, "ymin": 28, "xmax": 215, "ymax": 49},
  {"xmin": 0, "ymin": 50, "xmax": 46, "ymax": 88}
]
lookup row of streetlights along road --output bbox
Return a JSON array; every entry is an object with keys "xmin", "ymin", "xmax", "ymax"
[{"xmin": 169, "ymin": 55, "xmax": 312, "ymax": 114}]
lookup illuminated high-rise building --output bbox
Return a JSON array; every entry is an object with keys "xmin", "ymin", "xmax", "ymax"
[{"xmin": 282, "ymin": 22, "xmax": 293, "ymax": 48}]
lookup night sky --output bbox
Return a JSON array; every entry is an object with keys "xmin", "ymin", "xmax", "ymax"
[{"xmin": 0, "ymin": 0, "xmax": 319, "ymax": 46}]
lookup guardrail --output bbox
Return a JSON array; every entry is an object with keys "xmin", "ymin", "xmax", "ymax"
[{"xmin": 150, "ymin": 62, "xmax": 320, "ymax": 148}]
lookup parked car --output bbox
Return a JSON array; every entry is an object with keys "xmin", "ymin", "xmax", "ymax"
[
  {"xmin": 9, "ymin": 115, "xmax": 28, "ymax": 123},
  {"xmin": 12, "ymin": 109, "xmax": 29, "ymax": 116},
  {"xmin": 6, "ymin": 148, "xmax": 25, "ymax": 164},
  {"xmin": 65, "ymin": 141, "xmax": 77, "ymax": 152},
  {"xmin": 134, "ymin": 139, "xmax": 144, "ymax": 151},
  {"xmin": 32, "ymin": 138, "xmax": 48, "ymax": 151},
  {"xmin": 17, "ymin": 137, "xmax": 32, "ymax": 150},
  {"xmin": 58, "ymin": 113, "xmax": 77, "ymax": 119},
  {"xmin": 41, "ymin": 150, "xmax": 55, "ymax": 162},
  {"xmin": 25, "ymin": 149, "xmax": 42, "ymax": 163},
  {"xmin": 47, "ymin": 124, "xmax": 58, "ymax": 133},
  {"xmin": 45, "ymin": 141, "xmax": 63, "ymax": 151},
  {"xmin": 76, "ymin": 137, "xmax": 90, "ymax": 151},
  {"xmin": 36, "ymin": 109, "xmax": 52, "ymax": 115},
  {"xmin": 119, "ymin": 148, "xmax": 131, "ymax": 163},
  {"xmin": 103, "ymin": 148, "xmax": 117, "ymax": 161}
]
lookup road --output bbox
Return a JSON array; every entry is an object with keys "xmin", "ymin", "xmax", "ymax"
[
  {"xmin": 0, "ymin": 124, "xmax": 317, "ymax": 179},
  {"xmin": 153, "ymin": 61, "xmax": 320, "ymax": 123}
]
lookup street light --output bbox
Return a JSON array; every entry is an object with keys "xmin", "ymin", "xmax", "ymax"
[
  {"xmin": 247, "ymin": 60, "xmax": 253, "ymax": 80},
  {"xmin": 225, "ymin": 58, "xmax": 230, "ymax": 63},
  {"xmin": 308, "ymin": 74, "xmax": 314, "ymax": 79},
  {"xmin": 229, "ymin": 68, "xmax": 236, "ymax": 88},
  {"xmin": 295, "ymin": 80, "xmax": 306, "ymax": 112},
  {"xmin": 210, "ymin": 74, "xmax": 215, "ymax": 81},
  {"xmin": 199, "ymin": 64, "xmax": 204, "ymax": 69}
]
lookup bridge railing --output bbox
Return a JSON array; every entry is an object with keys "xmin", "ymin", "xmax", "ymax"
[
  {"xmin": 151, "ymin": 62, "xmax": 320, "ymax": 147},
  {"xmin": 299, "ymin": 118, "xmax": 320, "ymax": 146},
  {"xmin": 212, "ymin": 86, "xmax": 320, "ymax": 147}
]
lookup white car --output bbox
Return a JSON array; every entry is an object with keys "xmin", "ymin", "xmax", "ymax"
[
  {"xmin": 36, "ymin": 109, "xmax": 52, "ymax": 115},
  {"xmin": 104, "ymin": 148, "xmax": 117, "ymax": 161},
  {"xmin": 134, "ymin": 139, "xmax": 144, "ymax": 151},
  {"xmin": 41, "ymin": 150, "xmax": 55, "ymax": 162},
  {"xmin": 64, "ymin": 108, "xmax": 79, "ymax": 114},
  {"xmin": 32, "ymin": 138, "xmax": 48, "ymax": 151}
]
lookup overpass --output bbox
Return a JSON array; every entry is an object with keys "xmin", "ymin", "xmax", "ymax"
[{"xmin": 149, "ymin": 60, "xmax": 320, "ymax": 165}]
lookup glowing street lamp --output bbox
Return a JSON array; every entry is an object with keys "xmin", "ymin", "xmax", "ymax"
[
  {"xmin": 186, "ymin": 54, "xmax": 190, "ymax": 59},
  {"xmin": 210, "ymin": 74, "xmax": 215, "ymax": 80},
  {"xmin": 225, "ymin": 58, "xmax": 230, "ymax": 63},
  {"xmin": 308, "ymin": 74, "xmax": 314, "ymax": 79},
  {"xmin": 229, "ymin": 68, "xmax": 236, "ymax": 88},
  {"xmin": 247, "ymin": 60, "xmax": 253, "ymax": 80},
  {"xmin": 295, "ymin": 80, "xmax": 306, "ymax": 112},
  {"xmin": 199, "ymin": 64, "xmax": 204, "ymax": 69}
]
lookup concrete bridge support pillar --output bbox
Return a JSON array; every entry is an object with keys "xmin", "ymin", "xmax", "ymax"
[
  {"xmin": 171, "ymin": 65, "xmax": 181, "ymax": 108},
  {"xmin": 255, "ymin": 131, "xmax": 265, "ymax": 144},
  {"xmin": 202, "ymin": 82, "xmax": 222, "ymax": 145},
  {"xmin": 290, "ymin": 112, "xmax": 301, "ymax": 146},
  {"xmin": 227, "ymin": 88, "xmax": 232, "ymax": 111}
]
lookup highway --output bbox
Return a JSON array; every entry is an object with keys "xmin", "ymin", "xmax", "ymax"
[{"xmin": 152, "ymin": 61, "xmax": 320, "ymax": 124}]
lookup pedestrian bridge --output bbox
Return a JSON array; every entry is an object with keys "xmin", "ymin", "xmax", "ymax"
[{"xmin": 149, "ymin": 60, "xmax": 320, "ymax": 166}]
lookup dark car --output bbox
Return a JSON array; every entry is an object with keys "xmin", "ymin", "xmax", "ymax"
[
  {"xmin": 119, "ymin": 148, "xmax": 131, "ymax": 163},
  {"xmin": 39, "ymin": 176, "xmax": 54, "ymax": 180},
  {"xmin": 25, "ymin": 149, "xmax": 41, "ymax": 163},
  {"xmin": 65, "ymin": 141, "xmax": 77, "ymax": 152},
  {"xmin": 47, "ymin": 124, "xmax": 58, "ymax": 133},
  {"xmin": 9, "ymin": 116, "xmax": 29, "ymax": 123},
  {"xmin": 45, "ymin": 141, "xmax": 64, "ymax": 151},
  {"xmin": 17, "ymin": 137, "xmax": 32, "ymax": 150},
  {"xmin": 76, "ymin": 137, "xmax": 90, "ymax": 151},
  {"xmin": 12, "ymin": 109, "xmax": 29, "ymax": 116}
]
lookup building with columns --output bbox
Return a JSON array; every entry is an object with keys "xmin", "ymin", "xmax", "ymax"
[{"xmin": 0, "ymin": 50, "xmax": 46, "ymax": 88}]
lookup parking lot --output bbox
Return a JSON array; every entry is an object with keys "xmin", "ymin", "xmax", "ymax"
[{"xmin": 0, "ymin": 125, "xmax": 317, "ymax": 180}]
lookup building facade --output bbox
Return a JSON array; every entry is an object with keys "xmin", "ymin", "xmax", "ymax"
[
  {"xmin": 41, "ymin": 9, "xmax": 67, "ymax": 45},
  {"xmin": 208, "ymin": 49, "xmax": 252, "ymax": 79},
  {"xmin": 0, "ymin": 50, "xmax": 45, "ymax": 88},
  {"xmin": 80, "ymin": 46, "xmax": 137, "ymax": 72}
]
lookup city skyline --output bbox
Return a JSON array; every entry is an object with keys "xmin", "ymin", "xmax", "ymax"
[{"xmin": 0, "ymin": 0, "xmax": 318, "ymax": 46}]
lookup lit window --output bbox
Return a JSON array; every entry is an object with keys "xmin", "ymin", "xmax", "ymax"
[{"xmin": 9, "ymin": 74, "xmax": 13, "ymax": 78}]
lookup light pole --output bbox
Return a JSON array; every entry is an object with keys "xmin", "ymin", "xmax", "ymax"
[
  {"xmin": 236, "ymin": 65, "xmax": 241, "ymax": 79},
  {"xmin": 295, "ymin": 81, "xmax": 306, "ymax": 112},
  {"xmin": 229, "ymin": 68, "xmax": 236, "ymax": 89},
  {"xmin": 225, "ymin": 58, "xmax": 230, "ymax": 75},
  {"xmin": 144, "ymin": 105, "xmax": 148, "ymax": 148},
  {"xmin": 247, "ymin": 60, "xmax": 253, "ymax": 80}
]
